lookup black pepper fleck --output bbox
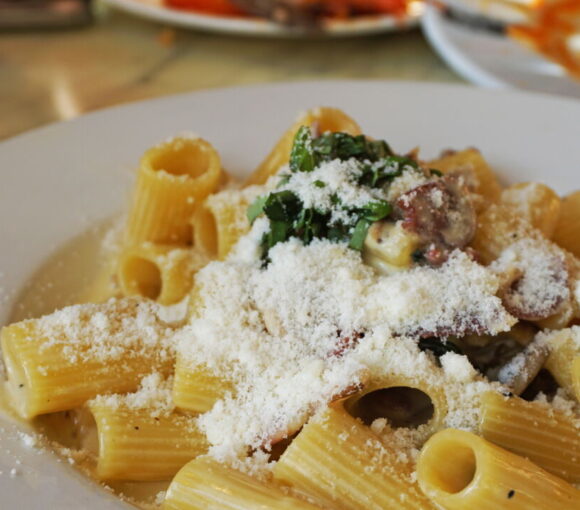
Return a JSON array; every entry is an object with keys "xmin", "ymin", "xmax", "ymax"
[
  {"xmin": 134, "ymin": 426, "xmax": 140, "ymax": 430},
  {"xmin": 507, "ymin": 490, "xmax": 515, "ymax": 499}
]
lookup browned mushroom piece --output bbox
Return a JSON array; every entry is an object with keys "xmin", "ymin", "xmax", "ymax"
[
  {"xmin": 394, "ymin": 173, "xmax": 476, "ymax": 266},
  {"xmin": 494, "ymin": 339, "xmax": 550, "ymax": 395},
  {"xmin": 495, "ymin": 241, "xmax": 571, "ymax": 322}
]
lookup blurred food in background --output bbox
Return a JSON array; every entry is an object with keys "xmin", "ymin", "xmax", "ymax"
[
  {"xmin": 445, "ymin": 0, "xmax": 580, "ymax": 80},
  {"xmin": 165, "ymin": 0, "xmax": 411, "ymax": 24},
  {"xmin": 0, "ymin": 0, "xmax": 92, "ymax": 29},
  {"xmin": 509, "ymin": 0, "xmax": 580, "ymax": 80}
]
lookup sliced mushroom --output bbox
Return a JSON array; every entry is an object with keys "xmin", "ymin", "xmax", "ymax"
[
  {"xmin": 493, "ymin": 239, "xmax": 571, "ymax": 322},
  {"xmin": 394, "ymin": 174, "xmax": 476, "ymax": 266},
  {"xmin": 494, "ymin": 339, "xmax": 550, "ymax": 395}
]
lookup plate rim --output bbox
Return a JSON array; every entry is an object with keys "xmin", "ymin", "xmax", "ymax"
[
  {"xmin": 3, "ymin": 78, "xmax": 580, "ymax": 147},
  {"xmin": 421, "ymin": 4, "xmax": 510, "ymax": 89},
  {"xmin": 103, "ymin": 0, "xmax": 419, "ymax": 37}
]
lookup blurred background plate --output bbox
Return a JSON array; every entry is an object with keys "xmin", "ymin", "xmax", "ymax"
[
  {"xmin": 103, "ymin": 0, "xmax": 421, "ymax": 36},
  {"xmin": 421, "ymin": 3, "xmax": 580, "ymax": 99}
]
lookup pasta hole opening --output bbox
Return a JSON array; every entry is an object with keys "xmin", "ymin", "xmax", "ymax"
[
  {"xmin": 193, "ymin": 206, "xmax": 218, "ymax": 258},
  {"xmin": 349, "ymin": 387, "xmax": 434, "ymax": 428},
  {"xmin": 423, "ymin": 441, "xmax": 476, "ymax": 494},
  {"xmin": 121, "ymin": 257, "xmax": 162, "ymax": 301},
  {"xmin": 77, "ymin": 408, "xmax": 99, "ymax": 456},
  {"xmin": 151, "ymin": 143, "xmax": 211, "ymax": 179}
]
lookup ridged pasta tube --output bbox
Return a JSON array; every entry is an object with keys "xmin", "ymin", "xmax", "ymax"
[
  {"xmin": 0, "ymin": 299, "xmax": 174, "ymax": 418},
  {"xmin": 273, "ymin": 406, "xmax": 436, "ymax": 510},
  {"xmin": 480, "ymin": 391, "xmax": 580, "ymax": 484},
  {"xmin": 427, "ymin": 148, "xmax": 502, "ymax": 203},
  {"xmin": 244, "ymin": 107, "xmax": 361, "ymax": 187},
  {"xmin": 172, "ymin": 360, "xmax": 232, "ymax": 413},
  {"xmin": 500, "ymin": 182, "xmax": 561, "ymax": 239},
  {"xmin": 163, "ymin": 457, "xmax": 324, "ymax": 510},
  {"xmin": 86, "ymin": 401, "xmax": 208, "ymax": 481},
  {"xmin": 544, "ymin": 327, "xmax": 580, "ymax": 398},
  {"xmin": 125, "ymin": 137, "xmax": 221, "ymax": 245},
  {"xmin": 418, "ymin": 428, "xmax": 580, "ymax": 510},
  {"xmin": 553, "ymin": 190, "xmax": 580, "ymax": 257}
]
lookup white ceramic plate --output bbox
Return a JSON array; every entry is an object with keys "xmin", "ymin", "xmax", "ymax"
[
  {"xmin": 1, "ymin": 81, "xmax": 579, "ymax": 508},
  {"xmin": 103, "ymin": 0, "xmax": 421, "ymax": 37},
  {"xmin": 421, "ymin": 4, "xmax": 580, "ymax": 99}
]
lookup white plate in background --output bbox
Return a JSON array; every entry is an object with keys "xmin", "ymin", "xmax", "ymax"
[
  {"xmin": 422, "ymin": 4, "xmax": 580, "ymax": 99},
  {"xmin": 0, "ymin": 81, "xmax": 579, "ymax": 508},
  {"xmin": 103, "ymin": 0, "xmax": 421, "ymax": 37}
]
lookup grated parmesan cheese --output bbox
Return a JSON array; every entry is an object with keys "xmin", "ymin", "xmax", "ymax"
[
  {"xmin": 176, "ymin": 228, "xmax": 513, "ymax": 463},
  {"xmin": 89, "ymin": 373, "xmax": 175, "ymax": 418},
  {"xmin": 31, "ymin": 298, "xmax": 175, "ymax": 365}
]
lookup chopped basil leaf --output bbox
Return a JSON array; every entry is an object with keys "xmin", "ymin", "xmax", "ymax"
[
  {"xmin": 289, "ymin": 126, "xmax": 316, "ymax": 173},
  {"xmin": 247, "ymin": 129, "xmax": 421, "ymax": 261},
  {"xmin": 418, "ymin": 337, "xmax": 463, "ymax": 358},
  {"xmin": 349, "ymin": 219, "xmax": 372, "ymax": 251},
  {"xmin": 361, "ymin": 200, "xmax": 392, "ymax": 222},
  {"xmin": 247, "ymin": 195, "xmax": 268, "ymax": 224},
  {"xmin": 262, "ymin": 191, "xmax": 301, "ymax": 222},
  {"xmin": 430, "ymin": 168, "xmax": 443, "ymax": 177}
]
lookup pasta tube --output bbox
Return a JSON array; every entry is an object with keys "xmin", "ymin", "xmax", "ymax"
[
  {"xmin": 192, "ymin": 188, "xmax": 259, "ymax": 260},
  {"xmin": 470, "ymin": 203, "xmax": 536, "ymax": 264},
  {"xmin": 173, "ymin": 360, "xmax": 232, "ymax": 413},
  {"xmin": 244, "ymin": 107, "xmax": 361, "ymax": 186},
  {"xmin": 427, "ymin": 148, "xmax": 502, "ymax": 203},
  {"xmin": 553, "ymin": 190, "xmax": 580, "ymax": 257},
  {"xmin": 163, "ymin": 456, "xmax": 324, "ymax": 510},
  {"xmin": 363, "ymin": 221, "xmax": 420, "ymax": 275},
  {"xmin": 417, "ymin": 428, "xmax": 580, "ymax": 510},
  {"xmin": 480, "ymin": 391, "xmax": 580, "ymax": 484},
  {"xmin": 500, "ymin": 182, "xmax": 561, "ymax": 239},
  {"xmin": 573, "ymin": 357, "xmax": 580, "ymax": 402},
  {"xmin": 118, "ymin": 243, "xmax": 199, "ymax": 305},
  {"xmin": 0, "ymin": 299, "xmax": 174, "ymax": 418},
  {"xmin": 86, "ymin": 401, "xmax": 207, "ymax": 481},
  {"xmin": 544, "ymin": 327, "xmax": 580, "ymax": 398},
  {"xmin": 125, "ymin": 137, "xmax": 221, "ymax": 245},
  {"xmin": 273, "ymin": 406, "xmax": 436, "ymax": 510}
]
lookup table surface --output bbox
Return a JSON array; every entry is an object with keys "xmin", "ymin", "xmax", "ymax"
[{"xmin": 0, "ymin": 2, "xmax": 461, "ymax": 141}]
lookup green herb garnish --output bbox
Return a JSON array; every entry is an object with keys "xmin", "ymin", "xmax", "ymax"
[
  {"xmin": 248, "ymin": 127, "xmax": 416, "ymax": 261},
  {"xmin": 418, "ymin": 337, "xmax": 463, "ymax": 358}
]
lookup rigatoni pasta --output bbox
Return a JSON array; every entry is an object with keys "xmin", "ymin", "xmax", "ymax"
[
  {"xmin": 273, "ymin": 406, "xmax": 436, "ymax": 510},
  {"xmin": 479, "ymin": 391, "xmax": 580, "ymax": 484},
  {"xmin": 87, "ymin": 399, "xmax": 207, "ymax": 481},
  {"xmin": 1, "ymin": 299, "xmax": 174, "ymax": 418},
  {"xmin": 173, "ymin": 361, "xmax": 232, "ymax": 413},
  {"xmin": 1, "ymin": 107, "xmax": 580, "ymax": 510},
  {"xmin": 125, "ymin": 136, "xmax": 221, "ymax": 246},
  {"xmin": 244, "ymin": 106, "xmax": 361, "ymax": 186},
  {"xmin": 417, "ymin": 428, "xmax": 580, "ymax": 510},
  {"xmin": 164, "ymin": 457, "xmax": 325, "ymax": 510}
]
